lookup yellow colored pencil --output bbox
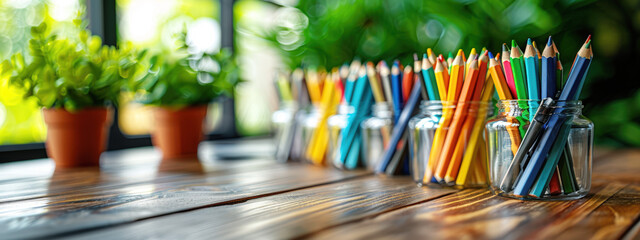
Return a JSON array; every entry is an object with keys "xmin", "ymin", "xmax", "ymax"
[
  {"xmin": 306, "ymin": 73, "xmax": 341, "ymax": 165},
  {"xmin": 455, "ymin": 73, "xmax": 494, "ymax": 185},
  {"xmin": 434, "ymin": 59, "xmax": 448, "ymax": 100},
  {"xmin": 366, "ymin": 62, "xmax": 386, "ymax": 103}
]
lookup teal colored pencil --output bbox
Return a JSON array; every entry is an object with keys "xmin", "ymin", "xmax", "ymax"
[
  {"xmin": 529, "ymin": 120, "xmax": 572, "ymax": 197},
  {"xmin": 421, "ymin": 53, "xmax": 439, "ymax": 100},
  {"xmin": 524, "ymin": 39, "xmax": 540, "ymax": 121}
]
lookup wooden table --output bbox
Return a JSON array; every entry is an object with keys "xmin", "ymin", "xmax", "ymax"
[{"xmin": 1, "ymin": 139, "xmax": 639, "ymax": 239}]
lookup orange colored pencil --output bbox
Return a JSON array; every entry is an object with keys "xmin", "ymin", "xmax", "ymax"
[{"xmin": 437, "ymin": 58, "xmax": 480, "ymax": 182}]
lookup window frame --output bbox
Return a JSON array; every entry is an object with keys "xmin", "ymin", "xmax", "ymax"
[{"xmin": 0, "ymin": 0, "xmax": 238, "ymax": 162}]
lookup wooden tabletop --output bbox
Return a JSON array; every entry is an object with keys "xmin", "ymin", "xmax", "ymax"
[{"xmin": 1, "ymin": 139, "xmax": 639, "ymax": 240}]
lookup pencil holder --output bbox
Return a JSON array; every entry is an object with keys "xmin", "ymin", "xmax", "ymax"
[
  {"xmin": 298, "ymin": 106, "xmax": 321, "ymax": 163},
  {"xmin": 485, "ymin": 100, "xmax": 593, "ymax": 200},
  {"xmin": 409, "ymin": 100, "xmax": 491, "ymax": 188},
  {"xmin": 327, "ymin": 104, "xmax": 355, "ymax": 168},
  {"xmin": 361, "ymin": 103, "xmax": 393, "ymax": 171},
  {"xmin": 272, "ymin": 101, "xmax": 298, "ymax": 162}
]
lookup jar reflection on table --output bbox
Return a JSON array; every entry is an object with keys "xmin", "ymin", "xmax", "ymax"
[
  {"xmin": 361, "ymin": 103, "xmax": 393, "ymax": 171},
  {"xmin": 485, "ymin": 100, "xmax": 593, "ymax": 200}
]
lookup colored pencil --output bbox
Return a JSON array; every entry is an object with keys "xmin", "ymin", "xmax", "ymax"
[
  {"xmin": 402, "ymin": 65, "xmax": 413, "ymax": 105},
  {"xmin": 378, "ymin": 61, "xmax": 394, "ymax": 108},
  {"xmin": 541, "ymin": 36, "xmax": 557, "ymax": 99},
  {"xmin": 501, "ymin": 44, "xmax": 517, "ymax": 97},
  {"xmin": 435, "ymin": 56, "xmax": 479, "ymax": 182},
  {"xmin": 422, "ymin": 53, "xmax": 440, "ymax": 100},
  {"xmin": 367, "ymin": 62, "xmax": 386, "ymax": 103},
  {"xmin": 427, "ymin": 48, "xmax": 437, "ymax": 65},
  {"xmin": 434, "ymin": 59, "xmax": 448, "ymax": 101},
  {"xmin": 524, "ymin": 39, "xmax": 540, "ymax": 100},
  {"xmin": 414, "ymin": 53, "xmax": 429, "ymax": 100},
  {"xmin": 391, "ymin": 61, "xmax": 403, "ymax": 122}
]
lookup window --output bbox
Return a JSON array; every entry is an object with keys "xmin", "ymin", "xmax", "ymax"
[{"xmin": 0, "ymin": 0, "xmax": 84, "ymax": 146}]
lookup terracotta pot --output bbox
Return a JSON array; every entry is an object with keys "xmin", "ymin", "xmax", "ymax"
[
  {"xmin": 152, "ymin": 105, "xmax": 207, "ymax": 160},
  {"xmin": 42, "ymin": 108, "xmax": 112, "ymax": 168}
]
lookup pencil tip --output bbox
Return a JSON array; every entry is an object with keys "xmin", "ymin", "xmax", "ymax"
[
  {"xmin": 457, "ymin": 49, "xmax": 463, "ymax": 56},
  {"xmin": 585, "ymin": 40, "xmax": 591, "ymax": 49},
  {"xmin": 547, "ymin": 36, "xmax": 552, "ymax": 46},
  {"xmin": 413, "ymin": 53, "xmax": 419, "ymax": 61},
  {"xmin": 511, "ymin": 40, "xmax": 517, "ymax": 48},
  {"xmin": 527, "ymin": 38, "xmax": 532, "ymax": 45},
  {"xmin": 488, "ymin": 51, "xmax": 494, "ymax": 59},
  {"xmin": 502, "ymin": 43, "xmax": 508, "ymax": 51},
  {"xmin": 447, "ymin": 52, "xmax": 453, "ymax": 59},
  {"xmin": 423, "ymin": 53, "xmax": 428, "ymax": 59},
  {"xmin": 586, "ymin": 35, "xmax": 592, "ymax": 42},
  {"xmin": 470, "ymin": 48, "xmax": 477, "ymax": 55}
]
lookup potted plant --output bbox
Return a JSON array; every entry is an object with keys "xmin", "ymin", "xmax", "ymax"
[
  {"xmin": 1, "ymin": 22, "xmax": 144, "ymax": 168},
  {"xmin": 131, "ymin": 34, "xmax": 240, "ymax": 160}
]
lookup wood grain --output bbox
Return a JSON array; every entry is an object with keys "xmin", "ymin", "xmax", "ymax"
[
  {"xmin": 62, "ymin": 176, "xmax": 456, "ymax": 240},
  {"xmin": 309, "ymin": 182, "xmax": 630, "ymax": 240},
  {"xmin": 593, "ymin": 149, "xmax": 640, "ymax": 184},
  {"xmin": 0, "ymin": 163, "xmax": 369, "ymax": 239}
]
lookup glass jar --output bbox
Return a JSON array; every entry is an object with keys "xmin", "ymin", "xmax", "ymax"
[
  {"xmin": 361, "ymin": 103, "xmax": 394, "ymax": 171},
  {"xmin": 272, "ymin": 102, "xmax": 298, "ymax": 162},
  {"xmin": 298, "ymin": 105, "xmax": 321, "ymax": 163},
  {"xmin": 485, "ymin": 100, "xmax": 593, "ymax": 200},
  {"xmin": 409, "ymin": 100, "xmax": 491, "ymax": 188},
  {"xmin": 327, "ymin": 104, "xmax": 356, "ymax": 169}
]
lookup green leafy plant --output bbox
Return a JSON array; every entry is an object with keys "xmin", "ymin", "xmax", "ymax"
[
  {"xmin": 131, "ymin": 33, "xmax": 241, "ymax": 107},
  {"xmin": 1, "ymin": 21, "xmax": 144, "ymax": 112}
]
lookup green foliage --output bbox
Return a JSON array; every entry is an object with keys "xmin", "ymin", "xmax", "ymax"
[
  {"xmin": 1, "ymin": 22, "xmax": 144, "ymax": 112},
  {"xmin": 263, "ymin": 0, "xmax": 640, "ymax": 147},
  {"xmin": 131, "ymin": 34, "xmax": 241, "ymax": 107}
]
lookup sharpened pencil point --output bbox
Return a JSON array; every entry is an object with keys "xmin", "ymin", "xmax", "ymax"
[
  {"xmin": 547, "ymin": 36, "xmax": 552, "ymax": 46},
  {"xmin": 413, "ymin": 53, "xmax": 419, "ymax": 61},
  {"xmin": 447, "ymin": 52, "xmax": 453, "ymax": 59},
  {"xmin": 502, "ymin": 43, "xmax": 508, "ymax": 52},
  {"xmin": 585, "ymin": 40, "xmax": 591, "ymax": 49},
  {"xmin": 457, "ymin": 49, "xmax": 463, "ymax": 56},
  {"xmin": 527, "ymin": 38, "xmax": 532, "ymax": 45},
  {"xmin": 488, "ymin": 51, "xmax": 494, "ymax": 59},
  {"xmin": 423, "ymin": 53, "xmax": 428, "ymax": 60},
  {"xmin": 512, "ymin": 40, "xmax": 517, "ymax": 48},
  {"xmin": 470, "ymin": 48, "xmax": 477, "ymax": 55}
]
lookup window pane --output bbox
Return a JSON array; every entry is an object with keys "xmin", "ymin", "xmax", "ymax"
[
  {"xmin": 116, "ymin": 0, "xmax": 222, "ymax": 136},
  {"xmin": 234, "ymin": 0, "xmax": 280, "ymax": 136},
  {"xmin": 0, "ymin": 0, "xmax": 83, "ymax": 145}
]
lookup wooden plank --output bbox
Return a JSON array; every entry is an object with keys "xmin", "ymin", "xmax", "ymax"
[
  {"xmin": 593, "ymin": 149, "xmax": 640, "ymax": 184},
  {"xmin": 553, "ymin": 184, "xmax": 640, "ymax": 239},
  {"xmin": 58, "ymin": 176, "xmax": 456, "ymax": 240},
  {"xmin": 309, "ymin": 182, "xmax": 627, "ymax": 239},
  {"xmin": 0, "ymin": 163, "xmax": 369, "ymax": 239},
  {"xmin": 0, "ymin": 146, "xmax": 276, "ymax": 203}
]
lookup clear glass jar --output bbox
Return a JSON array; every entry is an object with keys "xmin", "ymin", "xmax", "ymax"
[
  {"xmin": 327, "ymin": 104, "xmax": 356, "ymax": 169},
  {"xmin": 299, "ymin": 106, "xmax": 321, "ymax": 163},
  {"xmin": 485, "ymin": 100, "xmax": 593, "ymax": 200},
  {"xmin": 409, "ymin": 100, "xmax": 491, "ymax": 188},
  {"xmin": 272, "ymin": 101, "xmax": 298, "ymax": 162},
  {"xmin": 361, "ymin": 103, "xmax": 394, "ymax": 171}
]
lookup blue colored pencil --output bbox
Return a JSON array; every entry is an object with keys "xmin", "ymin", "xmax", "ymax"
[
  {"xmin": 390, "ymin": 60, "xmax": 403, "ymax": 123},
  {"xmin": 541, "ymin": 36, "xmax": 557, "ymax": 99},
  {"xmin": 376, "ymin": 77, "xmax": 423, "ymax": 173}
]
